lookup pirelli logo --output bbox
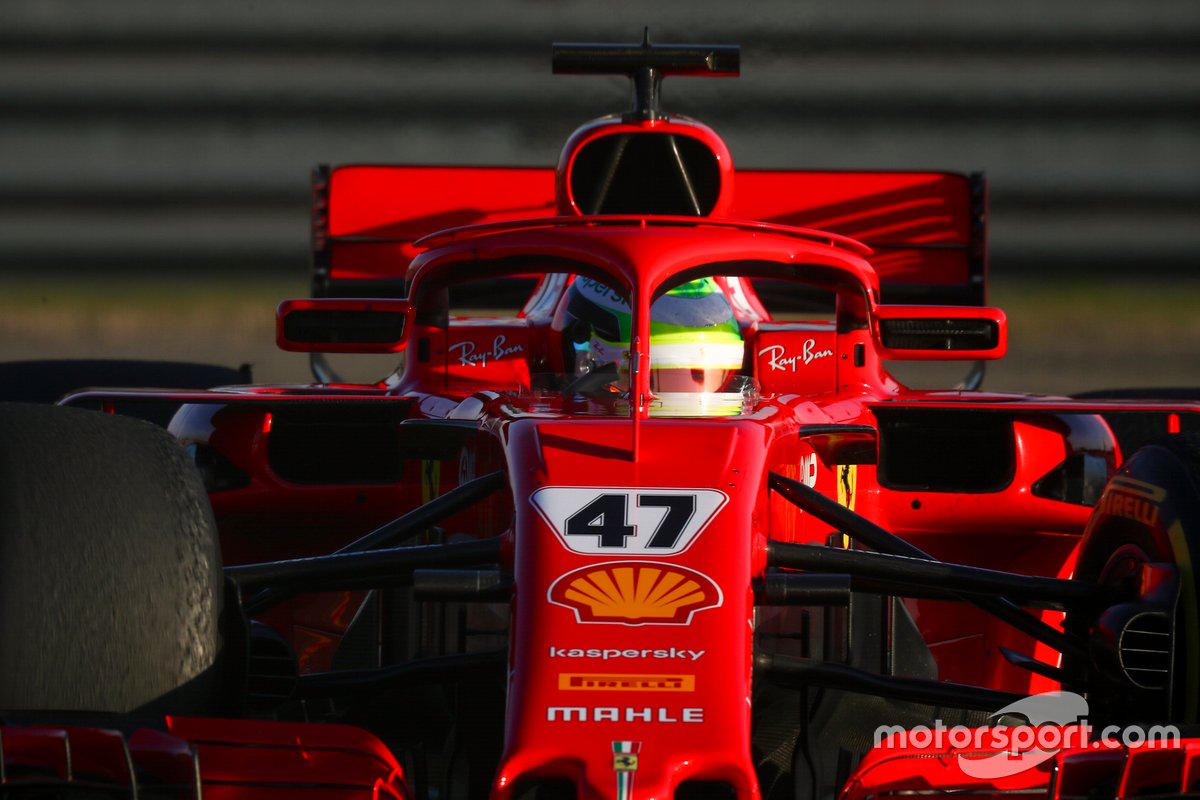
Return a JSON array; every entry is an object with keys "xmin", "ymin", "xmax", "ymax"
[{"xmin": 558, "ymin": 673, "xmax": 695, "ymax": 692}]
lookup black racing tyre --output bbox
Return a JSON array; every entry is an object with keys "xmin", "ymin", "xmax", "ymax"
[
  {"xmin": 0, "ymin": 359, "xmax": 252, "ymax": 427},
  {"xmin": 1071, "ymin": 432, "xmax": 1200, "ymax": 724},
  {"xmin": 0, "ymin": 403, "xmax": 223, "ymax": 714},
  {"xmin": 0, "ymin": 359, "xmax": 252, "ymax": 403},
  {"xmin": 1072, "ymin": 388, "xmax": 1200, "ymax": 456}
]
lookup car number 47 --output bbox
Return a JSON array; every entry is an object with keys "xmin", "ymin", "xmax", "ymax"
[{"xmin": 531, "ymin": 488, "xmax": 728, "ymax": 555}]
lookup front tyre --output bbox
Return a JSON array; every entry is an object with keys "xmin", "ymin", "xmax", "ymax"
[
  {"xmin": 0, "ymin": 403, "xmax": 223, "ymax": 714},
  {"xmin": 1072, "ymin": 433, "xmax": 1200, "ymax": 724}
]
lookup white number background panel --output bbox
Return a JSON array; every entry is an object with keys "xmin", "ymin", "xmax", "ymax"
[{"xmin": 531, "ymin": 487, "xmax": 728, "ymax": 555}]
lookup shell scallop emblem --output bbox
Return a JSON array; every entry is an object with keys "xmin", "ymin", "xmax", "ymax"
[{"xmin": 548, "ymin": 561, "xmax": 722, "ymax": 625}]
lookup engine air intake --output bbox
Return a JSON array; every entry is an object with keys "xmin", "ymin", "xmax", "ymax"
[{"xmin": 569, "ymin": 132, "xmax": 721, "ymax": 216}]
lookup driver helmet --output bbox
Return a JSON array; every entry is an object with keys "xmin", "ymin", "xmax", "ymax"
[{"xmin": 555, "ymin": 275, "xmax": 745, "ymax": 394}]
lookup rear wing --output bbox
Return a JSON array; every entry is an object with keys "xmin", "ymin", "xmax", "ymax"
[
  {"xmin": 733, "ymin": 170, "xmax": 986, "ymax": 306},
  {"xmin": 312, "ymin": 165, "xmax": 556, "ymax": 297},
  {"xmin": 313, "ymin": 165, "xmax": 986, "ymax": 305}
]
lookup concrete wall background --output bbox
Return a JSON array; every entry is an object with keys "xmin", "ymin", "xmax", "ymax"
[{"xmin": 3, "ymin": 0, "xmax": 1197, "ymax": 274}]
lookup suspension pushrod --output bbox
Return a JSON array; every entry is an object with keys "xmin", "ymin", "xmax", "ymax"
[
  {"xmin": 227, "ymin": 536, "xmax": 503, "ymax": 593},
  {"xmin": 333, "ymin": 470, "xmax": 508, "ymax": 554},
  {"xmin": 756, "ymin": 653, "xmax": 1023, "ymax": 711},
  {"xmin": 768, "ymin": 471, "xmax": 1089, "ymax": 659},
  {"xmin": 769, "ymin": 471, "xmax": 931, "ymax": 559},
  {"xmin": 768, "ymin": 541, "xmax": 1115, "ymax": 607},
  {"xmin": 240, "ymin": 470, "xmax": 508, "ymax": 614},
  {"xmin": 297, "ymin": 650, "xmax": 506, "ymax": 699}
]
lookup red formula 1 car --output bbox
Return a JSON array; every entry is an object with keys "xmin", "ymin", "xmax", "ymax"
[{"xmin": 4, "ymin": 39, "xmax": 1200, "ymax": 800}]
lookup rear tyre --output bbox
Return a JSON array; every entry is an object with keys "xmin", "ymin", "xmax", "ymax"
[
  {"xmin": 1072, "ymin": 433, "xmax": 1200, "ymax": 724},
  {"xmin": 0, "ymin": 403, "xmax": 223, "ymax": 714},
  {"xmin": 0, "ymin": 359, "xmax": 252, "ymax": 402},
  {"xmin": 1072, "ymin": 388, "xmax": 1200, "ymax": 455},
  {"xmin": 0, "ymin": 360, "xmax": 252, "ymax": 426}
]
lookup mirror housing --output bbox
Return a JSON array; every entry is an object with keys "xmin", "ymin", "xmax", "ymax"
[
  {"xmin": 873, "ymin": 305, "xmax": 1007, "ymax": 361},
  {"xmin": 276, "ymin": 298, "xmax": 411, "ymax": 353}
]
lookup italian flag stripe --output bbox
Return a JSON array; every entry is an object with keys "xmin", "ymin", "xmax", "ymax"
[{"xmin": 613, "ymin": 741, "xmax": 641, "ymax": 800}]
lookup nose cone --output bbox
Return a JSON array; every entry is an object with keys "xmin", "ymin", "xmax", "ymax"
[{"xmin": 493, "ymin": 417, "xmax": 764, "ymax": 797}]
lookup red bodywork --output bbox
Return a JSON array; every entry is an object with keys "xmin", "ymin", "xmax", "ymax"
[{"xmin": 39, "ymin": 42, "xmax": 1200, "ymax": 800}]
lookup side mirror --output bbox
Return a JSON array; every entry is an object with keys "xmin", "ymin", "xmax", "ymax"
[
  {"xmin": 276, "ymin": 298, "xmax": 411, "ymax": 353},
  {"xmin": 873, "ymin": 305, "xmax": 1007, "ymax": 361}
]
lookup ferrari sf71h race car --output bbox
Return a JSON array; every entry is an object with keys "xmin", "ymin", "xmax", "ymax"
[{"xmin": 4, "ymin": 38, "xmax": 1200, "ymax": 800}]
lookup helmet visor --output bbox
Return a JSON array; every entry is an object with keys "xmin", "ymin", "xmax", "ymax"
[{"xmin": 647, "ymin": 337, "xmax": 744, "ymax": 394}]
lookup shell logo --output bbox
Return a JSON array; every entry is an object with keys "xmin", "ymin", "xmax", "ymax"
[{"xmin": 548, "ymin": 561, "xmax": 722, "ymax": 626}]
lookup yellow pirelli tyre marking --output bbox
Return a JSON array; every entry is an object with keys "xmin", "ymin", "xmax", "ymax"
[{"xmin": 1168, "ymin": 518, "xmax": 1199, "ymax": 721}]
